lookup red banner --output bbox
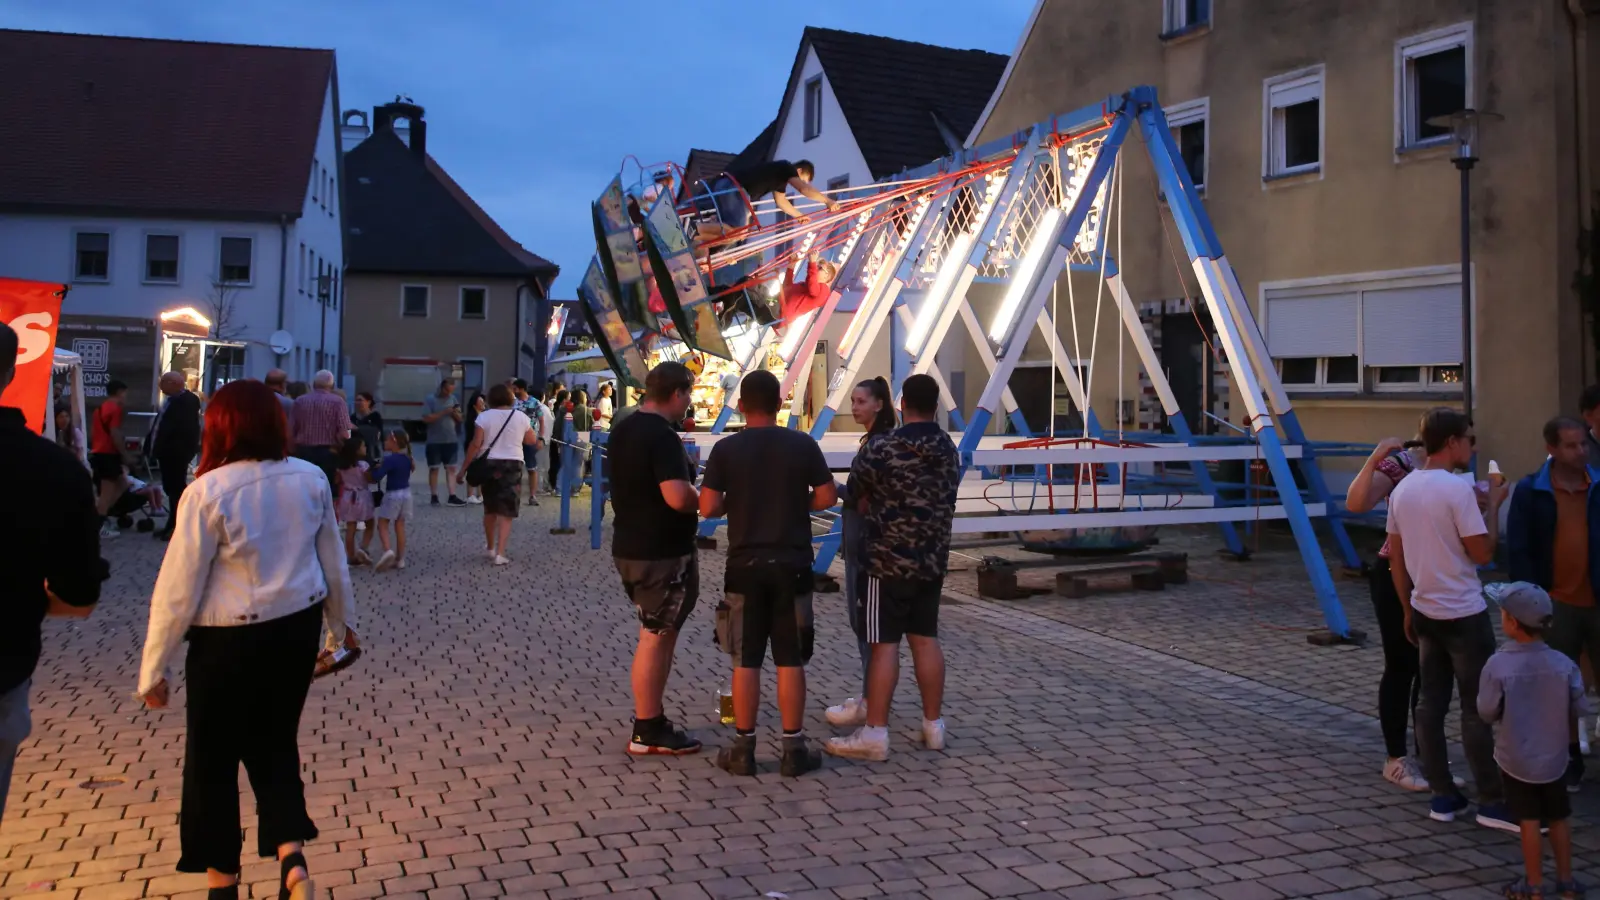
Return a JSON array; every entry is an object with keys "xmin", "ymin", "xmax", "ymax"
[{"xmin": 0, "ymin": 278, "xmax": 66, "ymax": 433}]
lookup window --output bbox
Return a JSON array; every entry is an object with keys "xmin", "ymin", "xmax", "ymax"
[
  {"xmin": 460, "ymin": 286, "xmax": 488, "ymax": 319},
  {"xmin": 1397, "ymin": 23, "xmax": 1472, "ymax": 149},
  {"xmin": 1263, "ymin": 268, "xmax": 1464, "ymax": 394},
  {"xmin": 1263, "ymin": 67, "xmax": 1324, "ymax": 178},
  {"xmin": 1162, "ymin": 0, "xmax": 1210, "ymax": 35},
  {"xmin": 1165, "ymin": 97, "xmax": 1209, "ymax": 191},
  {"xmin": 143, "ymin": 234, "xmax": 180, "ymax": 282},
  {"xmin": 311, "ymin": 162, "xmax": 319, "ymax": 204},
  {"xmin": 803, "ymin": 75, "xmax": 823, "ymax": 141},
  {"xmin": 219, "ymin": 236, "xmax": 253, "ymax": 284},
  {"xmin": 827, "ymin": 175, "xmax": 850, "ymax": 192},
  {"xmin": 459, "ymin": 358, "xmax": 486, "ymax": 396},
  {"xmin": 74, "ymin": 231, "xmax": 110, "ymax": 281},
  {"xmin": 316, "ymin": 259, "xmax": 327, "ymax": 303},
  {"xmin": 330, "ymin": 271, "xmax": 339, "ymax": 310},
  {"xmin": 402, "ymin": 284, "xmax": 430, "ymax": 317},
  {"xmin": 298, "ymin": 243, "xmax": 306, "ymax": 294}
]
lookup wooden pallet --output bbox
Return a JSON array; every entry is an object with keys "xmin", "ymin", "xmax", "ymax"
[{"xmin": 976, "ymin": 552, "xmax": 1188, "ymax": 600}]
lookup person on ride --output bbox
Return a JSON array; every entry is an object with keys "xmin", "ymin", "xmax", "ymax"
[
  {"xmin": 777, "ymin": 253, "xmax": 837, "ymax": 333},
  {"xmin": 693, "ymin": 160, "xmax": 839, "ymax": 246}
]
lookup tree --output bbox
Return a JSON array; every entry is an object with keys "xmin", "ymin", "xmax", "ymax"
[{"xmin": 204, "ymin": 277, "xmax": 246, "ymax": 343}]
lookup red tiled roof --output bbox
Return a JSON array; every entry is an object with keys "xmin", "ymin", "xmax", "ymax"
[{"xmin": 0, "ymin": 29, "xmax": 334, "ymax": 220}]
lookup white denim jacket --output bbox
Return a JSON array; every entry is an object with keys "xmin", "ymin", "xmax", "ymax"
[{"xmin": 138, "ymin": 457, "xmax": 354, "ymax": 695}]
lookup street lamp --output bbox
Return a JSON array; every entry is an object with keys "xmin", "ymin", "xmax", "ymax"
[
  {"xmin": 317, "ymin": 273, "xmax": 332, "ymax": 374},
  {"xmin": 1426, "ymin": 108, "xmax": 1502, "ymax": 426}
]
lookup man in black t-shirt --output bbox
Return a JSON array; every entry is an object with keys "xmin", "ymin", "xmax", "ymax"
[
  {"xmin": 700, "ymin": 370, "xmax": 837, "ymax": 777},
  {"xmin": 0, "ymin": 324, "xmax": 107, "ymax": 822},
  {"xmin": 607, "ymin": 361, "xmax": 703, "ymax": 756},
  {"xmin": 692, "ymin": 158, "xmax": 840, "ymax": 245}
]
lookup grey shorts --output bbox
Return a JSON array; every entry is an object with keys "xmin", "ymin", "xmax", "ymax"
[
  {"xmin": 717, "ymin": 564, "xmax": 815, "ymax": 668},
  {"xmin": 1550, "ymin": 601, "xmax": 1600, "ymax": 669},
  {"xmin": 615, "ymin": 553, "xmax": 699, "ymax": 634}
]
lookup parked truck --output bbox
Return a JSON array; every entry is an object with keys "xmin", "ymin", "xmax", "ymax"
[{"xmin": 377, "ymin": 358, "xmax": 462, "ymax": 442}]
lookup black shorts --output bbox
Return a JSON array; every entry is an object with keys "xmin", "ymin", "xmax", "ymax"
[
  {"xmin": 1503, "ymin": 769, "xmax": 1570, "ymax": 823},
  {"xmin": 717, "ymin": 563, "xmax": 814, "ymax": 668},
  {"xmin": 89, "ymin": 452, "xmax": 124, "ymax": 484},
  {"xmin": 857, "ymin": 572, "xmax": 942, "ymax": 643},
  {"xmin": 615, "ymin": 553, "xmax": 699, "ymax": 635}
]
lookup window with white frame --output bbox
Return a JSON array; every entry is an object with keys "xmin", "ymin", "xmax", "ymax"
[
  {"xmin": 402, "ymin": 284, "xmax": 430, "ymax": 317},
  {"xmin": 1162, "ymin": 0, "xmax": 1210, "ymax": 35},
  {"xmin": 1165, "ymin": 97, "xmax": 1209, "ymax": 191},
  {"xmin": 219, "ymin": 236, "xmax": 253, "ymax": 284},
  {"xmin": 74, "ymin": 231, "xmax": 110, "ymax": 281},
  {"xmin": 460, "ymin": 286, "xmax": 487, "ymax": 320},
  {"xmin": 144, "ymin": 234, "xmax": 179, "ymax": 283},
  {"xmin": 1263, "ymin": 67, "xmax": 1324, "ymax": 178},
  {"xmin": 298, "ymin": 243, "xmax": 306, "ymax": 294},
  {"xmin": 1397, "ymin": 22, "xmax": 1471, "ymax": 149},
  {"xmin": 1264, "ymin": 270, "xmax": 1464, "ymax": 393},
  {"xmin": 803, "ymin": 76, "xmax": 823, "ymax": 141}
]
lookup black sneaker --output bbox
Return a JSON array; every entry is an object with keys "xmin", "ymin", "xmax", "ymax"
[
  {"xmin": 780, "ymin": 735, "xmax": 823, "ymax": 777},
  {"xmin": 447, "ymin": 495, "xmax": 467, "ymax": 506},
  {"xmin": 430, "ymin": 495, "xmax": 441, "ymax": 506},
  {"xmin": 1568, "ymin": 756, "xmax": 1586, "ymax": 793},
  {"xmin": 627, "ymin": 717, "xmax": 701, "ymax": 756},
  {"xmin": 717, "ymin": 733, "xmax": 757, "ymax": 776}
]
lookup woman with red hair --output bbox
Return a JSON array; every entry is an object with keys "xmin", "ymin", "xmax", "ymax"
[{"xmin": 136, "ymin": 379, "xmax": 354, "ymax": 900}]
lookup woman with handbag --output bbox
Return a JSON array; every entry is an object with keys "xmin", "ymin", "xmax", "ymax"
[
  {"xmin": 137, "ymin": 379, "xmax": 355, "ymax": 900},
  {"xmin": 458, "ymin": 383, "xmax": 538, "ymax": 566}
]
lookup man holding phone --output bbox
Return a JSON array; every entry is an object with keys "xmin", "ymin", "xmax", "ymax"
[{"xmin": 423, "ymin": 379, "xmax": 465, "ymax": 505}]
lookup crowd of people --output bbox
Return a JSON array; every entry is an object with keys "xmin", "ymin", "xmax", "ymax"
[
  {"xmin": 1349, "ymin": 404, "xmax": 1600, "ymax": 898},
  {"xmin": 604, "ymin": 361, "xmax": 961, "ymax": 773}
]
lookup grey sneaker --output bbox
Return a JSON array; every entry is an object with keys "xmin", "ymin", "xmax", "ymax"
[
  {"xmin": 780, "ymin": 735, "xmax": 822, "ymax": 777},
  {"xmin": 717, "ymin": 733, "xmax": 757, "ymax": 776}
]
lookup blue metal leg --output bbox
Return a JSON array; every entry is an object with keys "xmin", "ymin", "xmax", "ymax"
[
  {"xmin": 1278, "ymin": 410, "xmax": 1362, "ymax": 569},
  {"xmin": 1167, "ymin": 411, "xmax": 1247, "ymax": 557},
  {"xmin": 1256, "ymin": 425, "xmax": 1350, "ymax": 638},
  {"xmin": 557, "ymin": 420, "xmax": 574, "ymax": 532},
  {"xmin": 809, "ymin": 405, "xmax": 838, "ymax": 439},
  {"xmin": 948, "ymin": 407, "xmax": 966, "ymax": 431},
  {"xmin": 813, "ymin": 528, "xmax": 842, "ymax": 575},
  {"xmin": 711, "ymin": 404, "xmax": 735, "ymax": 432},
  {"xmin": 589, "ymin": 436, "xmax": 604, "ymax": 550}
]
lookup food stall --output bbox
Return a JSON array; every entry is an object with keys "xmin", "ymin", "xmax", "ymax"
[
  {"xmin": 158, "ymin": 306, "xmax": 245, "ymax": 398},
  {"xmin": 47, "ymin": 348, "xmax": 87, "ymax": 465}
]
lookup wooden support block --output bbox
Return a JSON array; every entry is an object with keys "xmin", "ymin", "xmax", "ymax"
[
  {"xmin": 977, "ymin": 564, "xmax": 1022, "ymax": 600},
  {"xmin": 1158, "ymin": 556, "xmax": 1189, "ymax": 585},
  {"xmin": 1055, "ymin": 574, "xmax": 1089, "ymax": 599},
  {"xmin": 1131, "ymin": 571, "xmax": 1166, "ymax": 591},
  {"xmin": 695, "ymin": 536, "xmax": 718, "ymax": 550}
]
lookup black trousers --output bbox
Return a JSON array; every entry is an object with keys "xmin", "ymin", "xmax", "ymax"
[
  {"xmin": 1369, "ymin": 558, "xmax": 1420, "ymax": 759},
  {"xmin": 293, "ymin": 445, "xmax": 339, "ymax": 489},
  {"xmin": 178, "ymin": 603, "xmax": 321, "ymax": 874},
  {"xmin": 156, "ymin": 451, "xmax": 193, "ymax": 531}
]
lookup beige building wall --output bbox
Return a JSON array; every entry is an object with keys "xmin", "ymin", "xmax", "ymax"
[
  {"xmin": 344, "ymin": 273, "xmax": 528, "ymax": 399},
  {"xmin": 962, "ymin": 0, "xmax": 1593, "ymax": 479}
]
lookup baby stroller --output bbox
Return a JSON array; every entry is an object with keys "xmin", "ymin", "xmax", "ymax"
[{"xmin": 109, "ymin": 465, "xmax": 165, "ymax": 534}]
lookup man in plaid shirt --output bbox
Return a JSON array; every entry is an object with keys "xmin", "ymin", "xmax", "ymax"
[
  {"xmin": 292, "ymin": 370, "xmax": 351, "ymax": 485},
  {"xmin": 512, "ymin": 379, "xmax": 551, "ymax": 505}
]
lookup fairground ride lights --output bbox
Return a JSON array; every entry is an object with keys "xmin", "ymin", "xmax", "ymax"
[
  {"xmin": 903, "ymin": 233, "xmax": 971, "ymax": 355},
  {"xmin": 839, "ymin": 197, "xmax": 932, "ymax": 358},
  {"xmin": 988, "ymin": 206, "xmax": 1063, "ymax": 342},
  {"xmin": 777, "ymin": 310, "xmax": 818, "ymax": 360}
]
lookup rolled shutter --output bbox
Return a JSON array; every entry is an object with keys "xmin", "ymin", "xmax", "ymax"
[
  {"xmin": 1361, "ymin": 284, "xmax": 1461, "ymax": 366},
  {"xmin": 1265, "ymin": 291, "xmax": 1357, "ymax": 358}
]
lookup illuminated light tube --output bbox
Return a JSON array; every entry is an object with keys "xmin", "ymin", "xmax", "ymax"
[
  {"xmin": 903, "ymin": 233, "xmax": 972, "ymax": 355},
  {"xmin": 160, "ymin": 306, "xmax": 212, "ymax": 329},
  {"xmin": 988, "ymin": 207, "xmax": 1063, "ymax": 342},
  {"xmin": 778, "ymin": 310, "xmax": 818, "ymax": 360}
]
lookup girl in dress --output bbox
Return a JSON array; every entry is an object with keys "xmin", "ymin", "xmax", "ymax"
[{"xmin": 334, "ymin": 436, "xmax": 375, "ymax": 565}]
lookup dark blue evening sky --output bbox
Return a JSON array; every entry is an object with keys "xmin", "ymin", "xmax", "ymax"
[{"xmin": 2, "ymin": 0, "xmax": 1032, "ymax": 294}]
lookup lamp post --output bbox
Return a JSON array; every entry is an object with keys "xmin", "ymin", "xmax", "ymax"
[
  {"xmin": 317, "ymin": 273, "xmax": 332, "ymax": 374},
  {"xmin": 1427, "ymin": 108, "xmax": 1502, "ymax": 425}
]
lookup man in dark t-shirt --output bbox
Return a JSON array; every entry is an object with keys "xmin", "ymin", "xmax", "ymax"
[
  {"xmin": 607, "ymin": 361, "xmax": 702, "ymax": 756},
  {"xmin": 692, "ymin": 158, "xmax": 840, "ymax": 245},
  {"xmin": 700, "ymin": 370, "xmax": 836, "ymax": 777}
]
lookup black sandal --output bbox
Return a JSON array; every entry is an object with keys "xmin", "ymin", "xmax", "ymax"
[
  {"xmin": 279, "ymin": 851, "xmax": 311, "ymax": 900},
  {"xmin": 208, "ymin": 885, "xmax": 239, "ymax": 900}
]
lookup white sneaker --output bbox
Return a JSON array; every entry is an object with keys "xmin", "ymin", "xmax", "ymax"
[
  {"xmin": 485, "ymin": 547, "xmax": 498, "ymax": 559},
  {"xmin": 99, "ymin": 522, "xmax": 120, "ymax": 539},
  {"xmin": 922, "ymin": 719, "xmax": 946, "ymax": 751},
  {"xmin": 824, "ymin": 726, "xmax": 889, "ymax": 761},
  {"xmin": 466, "ymin": 495, "xmax": 483, "ymax": 505},
  {"xmin": 396, "ymin": 558, "xmax": 407, "ymax": 570},
  {"xmin": 825, "ymin": 697, "xmax": 868, "ymax": 727},
  {"xmin": 1383, "ymin": 756, "xmax": 1429, "ymax": 792},
  {"xmin": 374, "ymin": 550, "xmax": 396, "ymax": 572},
  {"xmin": 492, "ymin": 554, "xmax": 510, "ymax": 566}
]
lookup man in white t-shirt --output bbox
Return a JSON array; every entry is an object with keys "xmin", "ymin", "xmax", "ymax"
[
  {"xmin": 512, "ymin": 379, "xmax": 552, "ymax": 505},
  {"xmin": 1388, "ymin": 407, "xmax": 1510, "ymax": 830}
]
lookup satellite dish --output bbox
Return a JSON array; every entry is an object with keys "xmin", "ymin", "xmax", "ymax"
[{"xmin": 268, "ymin": 330, "xmax": 296, "ymax": 355}]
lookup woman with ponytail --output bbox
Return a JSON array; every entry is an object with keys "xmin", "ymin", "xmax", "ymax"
[{"xmin": 825, "ymin": 376, "xmax": 897, "ymax": 728}]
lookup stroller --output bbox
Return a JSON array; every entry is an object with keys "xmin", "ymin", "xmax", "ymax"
[{"xmin": 108, "ymin": 462, "xmax": 165, "ymax": 533}]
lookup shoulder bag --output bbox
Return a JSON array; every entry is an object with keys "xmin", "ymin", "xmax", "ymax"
[{"xmin": 464, "ymin": 411, "xmax": 516, "ymax": 487}]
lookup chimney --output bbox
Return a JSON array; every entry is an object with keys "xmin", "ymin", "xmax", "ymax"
[
  {"xmin": 340, "ymin": 109, "xmax": 370, "ymax": 150},
  {"xmin": 373, "ymin": 97, "xmax": 427, "ymax": 158}
]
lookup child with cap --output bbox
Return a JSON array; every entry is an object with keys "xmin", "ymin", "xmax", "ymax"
[{"xmin": 1480, "ymin": 582, "xmax": 1592, "ymax": 899}]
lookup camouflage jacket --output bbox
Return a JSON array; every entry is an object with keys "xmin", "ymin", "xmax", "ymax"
[{"xmin": 848, "ymin": 421, "xmax": 961, "ymax": 582}]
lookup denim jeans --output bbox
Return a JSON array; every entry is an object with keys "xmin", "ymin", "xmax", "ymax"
[
  {"xmin": 841, "ymin": 507, "xmax": 871, "ymax": 695},
  {"xmin": 1413, "ymin": 608, "xmax": 1502, "ymax": 803},
  {"xmin": 0, "ymin": 680, "xmax": 32, "ymax": 824}
]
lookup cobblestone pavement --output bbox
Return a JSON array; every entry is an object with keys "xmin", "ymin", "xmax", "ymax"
[{"xmin": 6, "ymin": 494, "xmax": 1600, "ymax": 899}]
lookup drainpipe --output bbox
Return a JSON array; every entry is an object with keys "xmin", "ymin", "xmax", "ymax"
[
  {"xmin": 275, "ymin": 214, "xmax": 289, "ymax": 368},
  {"xmin": 1569, "ymin": 0, "xmax": 1593, "ymax": 380}
]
